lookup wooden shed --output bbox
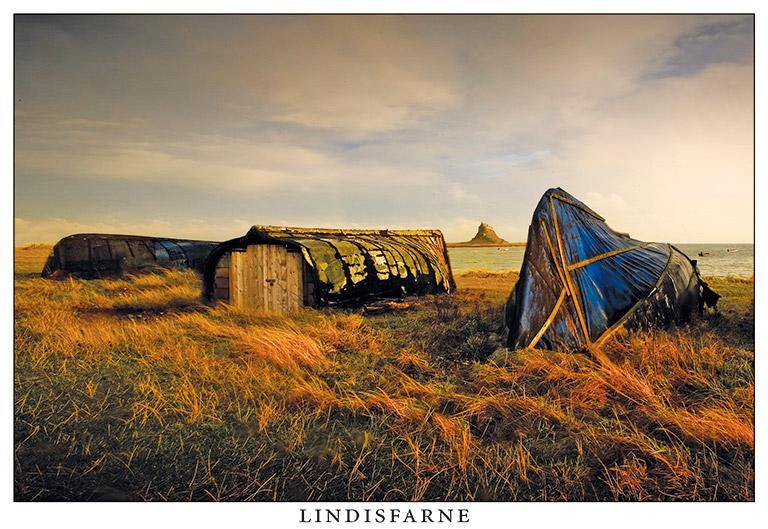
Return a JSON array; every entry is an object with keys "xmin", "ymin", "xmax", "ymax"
[{"xmin": 202, "ymin": 225, "xmax": 455, "ymax": 313}]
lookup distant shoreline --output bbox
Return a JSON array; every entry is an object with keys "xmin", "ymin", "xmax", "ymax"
[{"xmin": 447, "ymin": 242, "xmax": 526, "ymax": 248}]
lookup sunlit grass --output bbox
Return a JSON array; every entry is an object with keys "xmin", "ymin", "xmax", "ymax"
[{"xmin": 14, "ymin": 248, "xmax": 753, "ymax": 501}]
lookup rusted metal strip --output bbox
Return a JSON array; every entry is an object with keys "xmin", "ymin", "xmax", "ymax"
[
  {"xmin": 551, "ymin": 194, "xmax": 605, "ymax": 221},
  {"xmin": 566, "ymin": 244, "xmax": 647, "ymax": 271},
  {"xmin": 255, "ymin": 225, "xmax": 445, "ymax": 237},
  {"xmin": 541, "ymin": 220, "xmax": 568, "ymax": 288},
  {"xmin": 550, "ymin": 196, "xmax": 592, "ymax": 345},
  {"xmin": 528, "ymin": 287, "xmax": 567, "ymax": 348}
]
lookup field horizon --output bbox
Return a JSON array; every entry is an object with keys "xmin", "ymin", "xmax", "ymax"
[{"xmin": 14, "ymin": 240, "xmax": 756, "ymax": 249}]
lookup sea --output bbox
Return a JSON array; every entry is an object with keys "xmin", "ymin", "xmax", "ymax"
[{"xmin": 448, "ymin": 243, "xmax": 754, "ymax": 278}]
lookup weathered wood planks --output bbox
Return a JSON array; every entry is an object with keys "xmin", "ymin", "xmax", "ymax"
[{"xmin": 225, "ymin": 244, "xmax": 304, "ymax": 314}]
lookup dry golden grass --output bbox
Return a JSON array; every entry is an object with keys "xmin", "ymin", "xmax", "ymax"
[
  {"xmin": 14, "ymin": 249, "xmax": 753, "ymax": 501},
  {"xmin": 15, "ymin": 243, "xmax": 53, "ymax": 276}
]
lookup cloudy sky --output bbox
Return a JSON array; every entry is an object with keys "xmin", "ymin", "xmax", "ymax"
[{"xmin": 14, "ymin": 15, "xmax": 753, "ymax": 245}]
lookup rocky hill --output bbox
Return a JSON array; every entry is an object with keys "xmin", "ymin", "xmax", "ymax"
[{"xmin": 447, "ymin": 222, "xmax": 523, "ymax": 247}]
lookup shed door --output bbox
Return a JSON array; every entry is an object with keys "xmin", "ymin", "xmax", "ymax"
[{"xmin": 229, "ymin": 244, "xmax": 304, "ymax": 313}]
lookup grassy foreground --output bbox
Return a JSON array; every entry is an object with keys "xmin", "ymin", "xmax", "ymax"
[{"xmin": 14, "ymin": 245, "xmax": 754, "ymax": 501}]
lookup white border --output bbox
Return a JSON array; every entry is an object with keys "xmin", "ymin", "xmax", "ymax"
[
  {"xmin": 3, "ymin": 0, "xmax": 765, "ymax": 14},
  {"xmin": 4, "ymin": 1, "xmax": 764, "ymax": 528}
]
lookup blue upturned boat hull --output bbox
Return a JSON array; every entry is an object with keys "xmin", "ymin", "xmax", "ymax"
[{"xmin": 505, "ymin": 189, "xmax": 718, "ymax": 351}]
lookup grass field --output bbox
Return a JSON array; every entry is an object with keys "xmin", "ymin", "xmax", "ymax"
[{"xmin": 14, "ymin": 244, "xmax": 754, "ymax": 501}]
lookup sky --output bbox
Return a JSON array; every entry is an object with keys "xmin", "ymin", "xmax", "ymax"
[{"xmin": 14, "ymin": 15, "xmax": 754, "ymax": 245}]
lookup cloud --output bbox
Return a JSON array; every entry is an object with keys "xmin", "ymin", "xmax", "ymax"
[
  {"xmin": 447, "ymin": 184, "xmax": 481, "ymax": 204},
  {"xmin": 535, "ymin": 61, "xmax": 753, "ymax": 242},
  {"xmin": 15, "ymin": 126, "xmax": 446, "ymax": 193},
  {"xmin": 651, "ymin": 16, "xmax": 754, "ymax": 79},
  {"xmin": 228, "ymin": 16, "xmax": 464, "ymax": 132},
  {"xmin": 14, "ymin": 216, "xmax": 253, "ymax": 245},
  {"xmin": 14, "ymin": 15, "xmax": 754, "ymax": 245},
  {"xmin": 15, "ymin": 15, "xmax": 464, "ymax": 135}
]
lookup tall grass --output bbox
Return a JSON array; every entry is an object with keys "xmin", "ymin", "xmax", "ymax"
[{"xmin": 14, "ymin": 247, "xmax": 753, "ymax": 500}]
